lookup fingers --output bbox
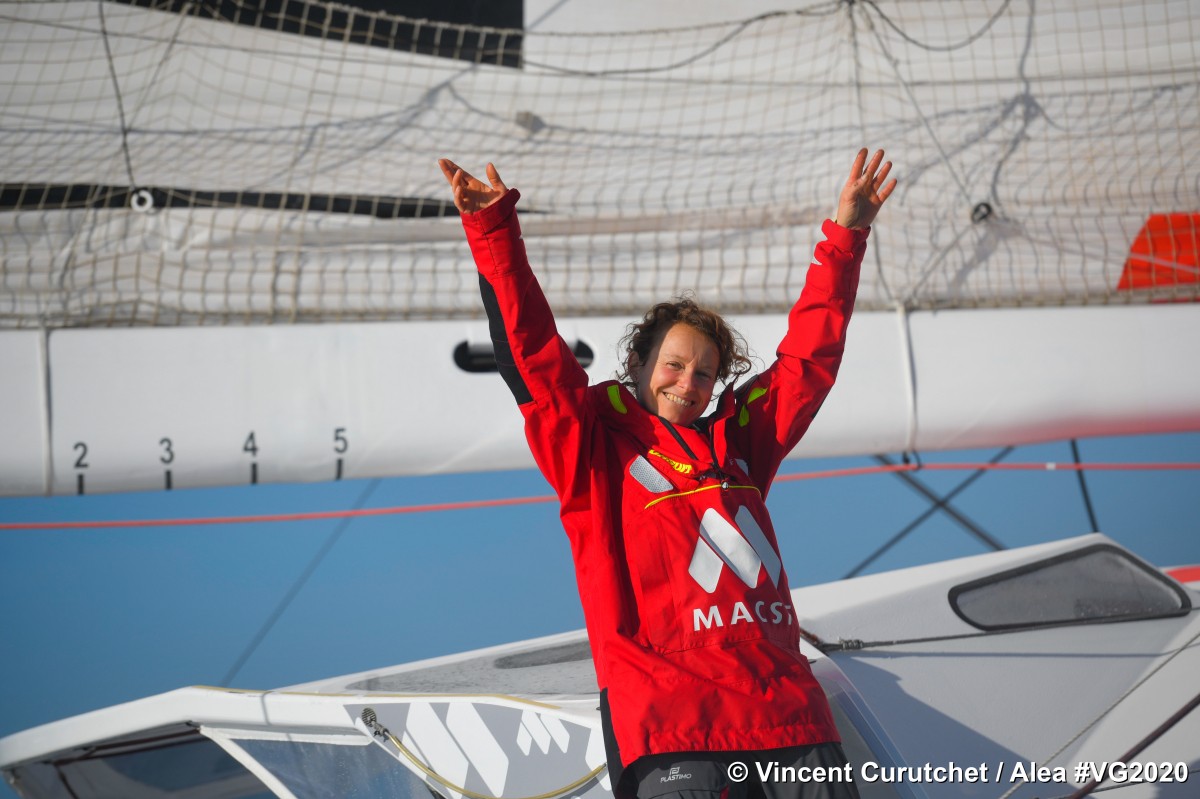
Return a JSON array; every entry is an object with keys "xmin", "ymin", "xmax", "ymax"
[
  {"xmin": 864, "ymin": 149, "xmax": 885, "ymax": 181},
  {"xmin": 440, "ymin": 159, "xmax": 471, "ymax": 209},
  {"xmin": 437, "ymin": 159, "xmax": 509, "ymax": 214},
  {"xmin": 486, "ymin": 162, "xmax": 507, "ymax": 193},
  {"xmin": 438, "ymin": 158, "xmax": 461, "ymax": 184},
  {"xmin": 838, "ymin": 147, "xmax": 897, "ymax": 227},
  {"xmin": 878, "ymin": 177, "xmax": 898, "ymax": 205},
  {"xmin": 873, "ymin": 159, "xmax": 892, "ymax": 190},
  {"xmin": 851, "ymin": 148, "xmax": 896, "ymax": 204},
  {"xmin": 849, "ymin": 148, "xmax": 868, "ymax": 181},
  {"xmin": 450, "ymin": 167, "xmax": 469, "ymax": 212},
  {"xmin": 438, "ymin": 159, "xmax": 465, "ymax": 212},
  {"xmin": 869, "ymin": 154, "xmax": 896, "ymax": 205},
  {"xmin": 439, "ymin": 158, "xmax": 478, "ymax": 189}
]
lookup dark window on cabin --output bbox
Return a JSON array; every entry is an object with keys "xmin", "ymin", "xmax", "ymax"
[
  {"xmin": 115, "ymin": 0, "xmax": 524, "ymax": 68},
  {"xmin": 16, "ymin": 734, "xmax": 275, "ymax": 799},
  {"xmin": 949, "ymin": 544, "xmax": 1191, "ymax": 631}
]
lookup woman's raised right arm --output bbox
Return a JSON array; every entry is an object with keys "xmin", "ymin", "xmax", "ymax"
[{"xmin": 439, "ymin": 160, "xmax": 591, "ymax": 493}]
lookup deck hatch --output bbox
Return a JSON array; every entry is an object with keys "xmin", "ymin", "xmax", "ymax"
[
  {"xmin": 949, "ymin": 544, "xmax": 1191, "ymax": 631},
  {"xmin": 6, "ymin": 730, "xmax": 272, "ymax": 799}
]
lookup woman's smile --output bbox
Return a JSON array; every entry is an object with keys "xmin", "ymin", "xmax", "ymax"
[{"xmin": 637, "ymin": 323, "xmax": 719, "ymax": 426}]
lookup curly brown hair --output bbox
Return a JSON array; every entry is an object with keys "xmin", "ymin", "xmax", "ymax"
[{"xmin": 616, "ymin": 297, "xmax": 753, "ymax": 387}]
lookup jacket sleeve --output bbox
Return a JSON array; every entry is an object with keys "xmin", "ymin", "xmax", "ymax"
[
  {"xmin": 460, "ymin": 189, "xmax": 591, "ymax": 498},
  {"xmin": 728, "ymin": 219, "xmax": 869, "ymax": 493}
]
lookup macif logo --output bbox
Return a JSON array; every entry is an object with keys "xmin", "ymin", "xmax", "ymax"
[
  {"xmin": 688, "ymin": 507, "xmax": 793, "ymax": 632},
  {"xmin": 688, "ymin": 506, "xmax": 781, "ymax": 592}
]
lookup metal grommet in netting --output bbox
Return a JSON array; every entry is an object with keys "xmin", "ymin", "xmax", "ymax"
[
  {"xmin": 130, "ymin": 188, "xmax": 155, "ymax": 213},
  {"xmin": 971, "ymin": 202, "xmax": 993, "ymax": 223}
]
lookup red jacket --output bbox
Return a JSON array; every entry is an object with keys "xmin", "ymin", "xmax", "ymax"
[{"xmin": 461, "ymin": 190, "xmax": 867, "ymax": 780}]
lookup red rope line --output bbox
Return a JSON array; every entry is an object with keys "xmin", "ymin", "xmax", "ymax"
[
  {"xmin": 3, "ymin": 461, "xmax": 1197, "ymax": 531},
  {"xmin": 774, "ymin": 461, "xmax": 1200, "ymax": 482},
  {"xmin": 1, "ymin": 494, "xmax": 557, "ymax": 531}
]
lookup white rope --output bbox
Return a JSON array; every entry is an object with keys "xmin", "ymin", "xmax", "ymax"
[{"xmin": 994, "ymin": 623, "xmax": 1200, "ymax": 799}]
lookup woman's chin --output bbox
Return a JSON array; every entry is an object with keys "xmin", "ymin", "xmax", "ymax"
[{"xmin": 659, "ymin": 405, "xmax": 700, "ymax": 426}]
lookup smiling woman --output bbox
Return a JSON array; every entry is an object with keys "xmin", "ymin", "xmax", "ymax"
[
  {"xmin": 634, "ymin": 321, "xmax": 719, "ymax": 426},
  {"xmin": 617, "ymin": 298, "xmax": 753, "ymax": 427},
  {"xmin": 437, "ymin": 151, "xmax": 895, "ymax": 799}
]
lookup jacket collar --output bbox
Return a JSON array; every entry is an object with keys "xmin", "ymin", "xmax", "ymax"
[{"xmin": 597, "ymin": 380, "xmax": 736, "ymax": 471}]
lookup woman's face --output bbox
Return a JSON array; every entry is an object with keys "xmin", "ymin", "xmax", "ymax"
[{"xmin": 636, "ymin": 323, "xmax": 719, "ymax": 427}]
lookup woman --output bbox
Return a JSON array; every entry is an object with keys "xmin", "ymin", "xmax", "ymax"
[{"xmin": 439, "ymin": 150, "xmax": 895, "ymax": 799}]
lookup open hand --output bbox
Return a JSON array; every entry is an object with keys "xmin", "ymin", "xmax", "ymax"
[
  {"xmin": 438, "ymin": 159, "xmax": 508, "ymax": 214},
  {"xmin": 836, "ymin": 149, "xmax": 896, "ymax": 230}
]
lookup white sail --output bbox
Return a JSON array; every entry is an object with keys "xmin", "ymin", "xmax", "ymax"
[
  {"xmin": 2, "ymin": 0, "xmax": 1198, "ymax": 495},
  {"xmin": 1, "ymin": 7, "xmax": 1198, "ymax": 797}
]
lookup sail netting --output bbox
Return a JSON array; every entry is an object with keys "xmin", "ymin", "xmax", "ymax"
[{"xmin": 1, "ymin": 0, "xmax": 1197, "ymax": 327}]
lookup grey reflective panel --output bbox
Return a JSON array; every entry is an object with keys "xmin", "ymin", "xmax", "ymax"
[
  {"xmin": 238, "ymin": 740, "xmax": 430, "ymax": 799},
  {"xmin": 952, "ymin": 547, "xmax": 1189, "ymax": 630},
  {"xmin": 45, "ymin": 736, "xmax": 272, "ymax": 798},
  {"xmin": 629, "ymin": 455, "xmax": 673, "ymax": 493}
]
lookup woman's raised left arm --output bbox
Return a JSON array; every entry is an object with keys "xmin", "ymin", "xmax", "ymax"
[{"xmin": 728, "ymin": 149, "xmax": 896, "ymax": 489}]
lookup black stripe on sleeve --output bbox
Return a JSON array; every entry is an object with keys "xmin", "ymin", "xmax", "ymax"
[{"xmin": 477, "ymin": 273, "xmax": 533, "ymax": 405}]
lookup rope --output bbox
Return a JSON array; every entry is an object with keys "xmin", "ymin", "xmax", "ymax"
[
  {"xmin": 843, "ymin": 448, "xmax": 1013, "ymax": 578},
  {"xmin": 376, "ymin": 724, "xmax": 605, "ymax": 799},
  {"xmin": 857, "ymin": 3, "xmax": 974, "ymax": 208},
  {"xmin": 96, "ymin": 0, "xmax": 137, "ymax": 188},
  {"xmin": 820, "ymin": 606, "xmax": 1198, "ymax": 653},
  {"xmin": 1070, "ymin": 439, "xmax": 1101, "ymax": 531},
  {"xmin": 521, "ymin": 5, "xmax": 843, "ymax": 77},
  {"xmin": 0, "ymin": 494, "xmax": 558, "ymax": 531},
  {"xmin": 221, "ymin": 478, "xmax": 382, "ymax": 686},
  {"xmin": 875, "ymin": 452, "xmax": 1007, "ymax": 551},
  {"xmin": 993, "ymin": 622, "xmax": 1200, "ymax": 799},
  {"xmin": 860, "ymin": 0, "xmax": 1015, "ymax": 53},
  {"xmin": 775, "ymin": 461, "xmax": 1200, "ymax": 480},
  {"xmin": 4, "ymin": 462, "xmax": 1197, "ymax": 531},
  {"xmin": 1062, "ymin": 690, "xmax": 1200, "ymax": 799}
]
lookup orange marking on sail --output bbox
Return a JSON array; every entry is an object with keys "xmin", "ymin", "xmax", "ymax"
[{"xmin": 1118, "ymin": 212, "xmax": 1200, "ymax": 291}]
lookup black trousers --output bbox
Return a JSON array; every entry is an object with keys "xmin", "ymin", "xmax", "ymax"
[{"xmin": 630, "ymin": 743, "xmax": 861, "ymax": 799}]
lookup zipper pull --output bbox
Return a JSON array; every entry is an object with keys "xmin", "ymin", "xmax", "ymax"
[{"xmin": 702, "ymin": 428, "xmax": 724, "ymax": 484}]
